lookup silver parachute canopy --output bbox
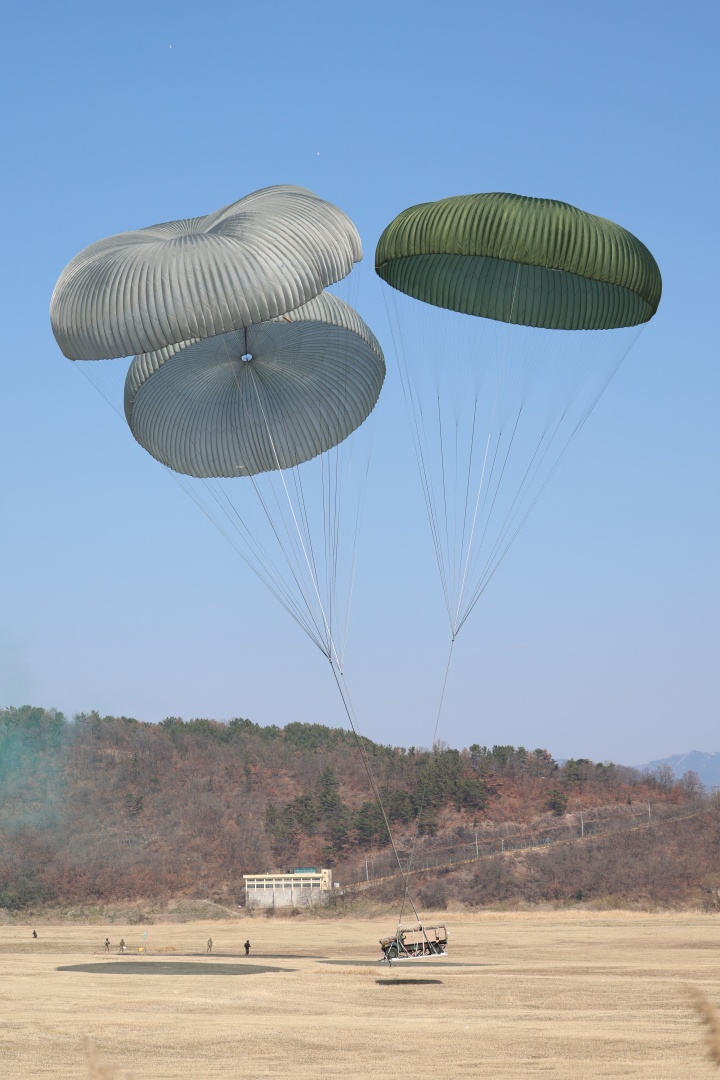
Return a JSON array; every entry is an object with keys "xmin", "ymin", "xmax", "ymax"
[
  {"xmin": 50, "ymin": 186, "xmax": 362, "ymax": 361},
  {"xmin": 124, "ymin": 292, "xmax": 385, "ymax": 478}
]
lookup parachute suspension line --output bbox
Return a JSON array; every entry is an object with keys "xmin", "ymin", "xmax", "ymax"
[
  {"xmin": 322, "ymin": 424, "xmax": 340, "ymax": 643},
  {"xmin": 71, "ymin": 362, "xmax": 330, "ymax": 650},
  {"xmin": 452, "ymin": 419, "xmax": 501, "ymax": 634},
  {"xmin": 215, "ymin": 332, "xmax": 332, "ymax": 657},
  {"xmin": 210, "ymin": 308, "xmax": 381, "ymax": 658},
  {"xmin": 245, "ymin": 363, "xmax": 343, "ymax": 670},
  {"xmin": 460, "ymin": 406, "xmax": 583, "ymax": 632},
  {"xmin": 245, "ymin": 473, "xmax": 331, "ymax": 653},
  {"xmin": 454, "ymin": 398, "xmax": 481, "ymax": 632},
  {"xmin": 207, "ymin": 334, "xmax": 334, "ymax": 655},
  {"xmin": 73, "ymin": 359, "xmax": 123, "ymax": 416},
  {"xmin": 285, "ymin": 463, "xmax": 325, "ymax": 626},
  {"xmin": 437, "ymin": 391, "xmax": 452, "ymax": 613},
  {"xmin": 461, "ymin": 406, "xmax": 524, "ymax": 593},
  {"xmin": 457, "ymin": 410, "xmax": 569, "ymax": 632},
  {"xmin": 453, "ymin": 326, "xmax": 643, "ymax": 635},
  {"xmin": 453, "ymin": 273, "xmax": 521, "ymax": 631},
  {"xmin": 319, "ymin": 440, "xmax": 333, "ymax": 651},
  {"xmin": 383, "ymin": 267, "xmax": 519, "ymax": 924},
  {"xmin": 337, "ymin": 416, "xmax": 377, "ymax": 670},
  {"xmin": 397, "ymin": 634, "xmax": 456, "ymax": 929},
  {"xmin": 455, "ymin": 421, "xmax": 586, "ymax": 636},
  {"xmin": 172, "ymin": 467, "xmax": 326, "ymax": 650},
  {"xmin": 202, "ymin": 472, "xmax": 332, "ymax": 652},
  {"xmin": 150, "ymin": 333, "xmax": 394, "ymax": 866},
  {"xmin": 463, "ymin": 411, "xmax": 568, "ymax": 611},
  {"xmin": 246, "ymin": 370, "xmax": 334, "ymax": 661},
  {"xmin": 397, "ymin": 364, "xmax": 450, "ymax": 618},
  {"xmin": 390, "ymin": 320, "xmax": 632, "ymax": 639},
  {"xmin": 158, "ymin": 331, "xmax": 326, "ymax": 651},
  {"xmin": 383, "ymin": 266, "xmax": 527, "ymax": 638},
  {"xmin": 322, "ymin": 343, "xmax": 343, "ymax": 655},
  {"xmin": 456, "ymin": 324, "xmax": 643, "ymax": 634},
  {"xmin": 329, "ymin": 662, "xmax": 417, "ymax": 904},
  {"xmin": 89, "ymin": 313, "xmax": 376, "ymax": 665},
  {"xmin": 244, "ymin": 298, "xmax": 410, "ymax": 879},
  {"xmin": 383, "ymin": 286, "xmax": 455, "ymax": 626}
]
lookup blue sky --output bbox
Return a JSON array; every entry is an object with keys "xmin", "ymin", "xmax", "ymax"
[{"xmin": 1, "ymin": 0, "xmax": 718, "ymax": 764}]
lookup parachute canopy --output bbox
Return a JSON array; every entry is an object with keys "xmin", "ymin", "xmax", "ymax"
[
  {"xmin": 57, "ymin": 186, "xmax": 381, "ymax": 660},
  {"xmin": 376, "ymin": 192, "xmax": 661, "ymax": 637},
  {"xmin": 375, "ymin": 192, "xmax": 661, "ymax": 330},
  {"xmin": 51, "ymin": 186, "xmax": 362, "ymax": 360},
  {"xmin": 124, "ymin": 293, "xmax": 385, "ymax": 478}
]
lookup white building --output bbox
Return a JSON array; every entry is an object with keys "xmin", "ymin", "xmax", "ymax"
[{"xmin": 243, "ymin": 867, "xmax": 333, "ymax": 909}]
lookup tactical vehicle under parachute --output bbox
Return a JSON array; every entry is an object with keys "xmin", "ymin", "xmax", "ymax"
[{"xmin": 379, "ymin": 924, "xmax": 448, "ymax": 962}]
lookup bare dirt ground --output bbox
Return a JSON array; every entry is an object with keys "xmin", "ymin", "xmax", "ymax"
[{"xmin": 1, "ymin": 910, "xmax": 718, "ymax": 1078}]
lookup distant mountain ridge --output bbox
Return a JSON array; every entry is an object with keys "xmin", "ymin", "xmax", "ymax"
[{"xmin": 638, "ymin": 750, "xmax": 720, "ymax": 790}]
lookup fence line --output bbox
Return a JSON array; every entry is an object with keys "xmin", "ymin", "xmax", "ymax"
[{"xmin": 341, "ymin": 796, "xmax": 713, "ymax": 893}]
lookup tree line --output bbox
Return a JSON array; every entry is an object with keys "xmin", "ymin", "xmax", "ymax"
[{"xmin": 0, "ymin": 705, "xmax": 707, "ymax": 910}]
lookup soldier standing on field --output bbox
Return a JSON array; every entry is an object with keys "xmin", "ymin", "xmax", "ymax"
[
  {"xmin": 207, "ymin": 938, "xmax": 213, "ymax": 954},
  {"xmin": 244, "ymin": 939, "xmax": 251, "ymax": 956}
]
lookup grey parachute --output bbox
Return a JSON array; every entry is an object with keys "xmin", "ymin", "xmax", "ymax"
[
  {"xmin": 50, "ymin": 185, "xmax": 362, "ymax": 360},
  {"xmin": 125, "ymin": 292, "xmax": 384, "ymax": 478},
  {"xmin": 52, "ymin": 188, "xmax": 382, "ymax": 663}
]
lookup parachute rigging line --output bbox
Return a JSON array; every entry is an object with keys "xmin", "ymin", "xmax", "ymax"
[
  {"xmin": 72, "ymin": 361, "xmax": 337, "ymax": 650},
  {"xmin": 72, "ymin": 340, "xmax": 371, "ymax": 660},
  {"xmin": 330, "ymin": 662, "xmax": 420, "ymax": 915},
  {"xmin": 210, "ymin": 341, "xmax": 415, "ymax": 894},
  {"xmin": 244, "ymin": 359, "xmax": 342, "ymax": 667},
  {"xmin": 397, "ymin": 635, "xmax": 455, "ymax": 929},
  {"xmin": 74, "ymin": 345, "xmax": 417, "ymax": 917},
  {"xmin": 74, "ymin": 339, "xmax": 452, "ymax": 942},
  {"xmin": 238, "ymin": 345, "xmax": 416, "ymax": 888},
  {"xmin": 381, "ymin": 261, "xmax": 643, "ymax": 932},
  {"xmin": 452, "ymin": 330, "xmax": 640, "ymax": 636},
  {"xmin": 382, "ymin": 285, "xmax": 642, "ymax": 641}
]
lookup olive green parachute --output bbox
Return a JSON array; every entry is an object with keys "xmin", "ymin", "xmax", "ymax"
[
  {"xmin": 375, "ymin": 192, "xmax": 661, "ymax": 638},
  {"xmin": 375, "ymin": 193, "xmax": 661, "ymax": 330}
]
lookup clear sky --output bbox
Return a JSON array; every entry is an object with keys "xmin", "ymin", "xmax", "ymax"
[{"xmin": 1, "ymin": 0, "xmax": 718, "ymax": 765}]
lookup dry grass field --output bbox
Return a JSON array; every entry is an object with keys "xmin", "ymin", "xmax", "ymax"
[{"xmin": 1, "ymin": 911, "xmax": 719, "ymax": 1078}]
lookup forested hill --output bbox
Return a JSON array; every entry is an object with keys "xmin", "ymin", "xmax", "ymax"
[{"xmin": 0, "ymin": 705, "xmax": 712, "ymax": 910}]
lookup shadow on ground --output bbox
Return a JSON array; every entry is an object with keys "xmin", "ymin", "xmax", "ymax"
[
  {"xmin": 57, "ymin": 961, "xmax": 292, "ymax": 976},
  {"xmin": 376, "ymin": 978, "xmax": 444, "ymax": 985},
  {"xmin": 174, "ymin": 953, "xmax": 326, "ymax": 960}
]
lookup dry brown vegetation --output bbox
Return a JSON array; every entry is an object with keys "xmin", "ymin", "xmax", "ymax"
[
  {"xmin": 1, "ymin": 706, "xmax": 717, "ymax": 912},
  {"xmin": 386, "ymin": 807, "xmax": 720, "ymax": 912},
  {"xmin": 688, "ymin": 986, "xmax": 720, "ymax": 1067},
  {"xmin": 1, "ymin": 913, "xmax": 720, "ymax": 1078}
]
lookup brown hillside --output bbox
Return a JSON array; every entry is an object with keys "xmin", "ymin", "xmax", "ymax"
[{"xmin": 0, "ymin": 706, "xmax": 714, "ymax": 910}]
